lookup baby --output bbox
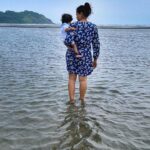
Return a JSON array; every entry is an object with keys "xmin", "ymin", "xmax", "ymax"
[{"xmin": 60, "ymin": 13, "xmax": 82, "ymax": 58}]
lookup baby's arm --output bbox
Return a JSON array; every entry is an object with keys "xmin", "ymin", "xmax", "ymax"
[{"xmin": 65, "ymin": 27, "xmax": 76, "ymax": 32}]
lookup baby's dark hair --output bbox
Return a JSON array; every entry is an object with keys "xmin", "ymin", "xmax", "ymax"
[
  {"xmin": 76, "ymin": 2, "xmax": 92, "ymax": 17},
  {"xmin": 61, "ymin": 14, "xmax": 73, "ymax": 23}
]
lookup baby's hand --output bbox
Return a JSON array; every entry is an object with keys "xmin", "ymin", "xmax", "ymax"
[{"xmin": 70, "ymin": 27, "xmax": 76, "ymax": 31}]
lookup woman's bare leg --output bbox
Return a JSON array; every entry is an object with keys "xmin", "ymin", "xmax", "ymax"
[
  {"xmin": 68, "ymin": 73, "xmax": 77, "ymax": 103},
  {"xmin": 79, "ymin": 76, "xmax": 87, "ymax": 101}
]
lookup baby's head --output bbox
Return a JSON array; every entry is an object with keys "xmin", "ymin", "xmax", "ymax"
[{"xmin": 61, "ymin": 14, "xmax": 73, "ymax": 24}]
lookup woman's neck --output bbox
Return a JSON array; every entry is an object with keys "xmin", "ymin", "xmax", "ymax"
[{"xmin": 79, "ymin": 18, "xmax": 88, "ymax": 22}]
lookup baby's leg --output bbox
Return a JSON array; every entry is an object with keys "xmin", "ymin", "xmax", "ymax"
[
  {"xmin": 71, "ymin": 44, "xmax": 78, "ymax": 54},
  {"xmin": 71, "ymin": 42, "xmax": 82, "ymax": 58}
]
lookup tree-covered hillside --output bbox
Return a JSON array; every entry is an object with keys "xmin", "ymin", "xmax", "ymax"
[{"xmin": 0, "ymin": 10, "xmax": 53, "ymax": 24}]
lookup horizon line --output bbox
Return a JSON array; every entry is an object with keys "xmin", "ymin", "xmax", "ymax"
[{"xmin": 0, "ymin": 23, "xmax": 150, "ymax": 29}]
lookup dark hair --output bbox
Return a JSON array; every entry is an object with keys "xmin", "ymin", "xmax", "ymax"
[
  {"xmin": 61, "ymin": 14, "xmax": 73, "ymax": 23},
  {"xmin": 76, "ymin": 2, "xmax": 92, "ymax": 18}
]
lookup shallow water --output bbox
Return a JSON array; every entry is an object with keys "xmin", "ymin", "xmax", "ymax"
[{"xmin": 0, "ymin": 27, "xmax": 150, "ymax": 150}]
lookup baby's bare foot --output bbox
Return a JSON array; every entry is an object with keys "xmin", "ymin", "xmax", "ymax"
[{"xmin": 75, "ymin": 54, "xmax": 82, "ymax": 58}]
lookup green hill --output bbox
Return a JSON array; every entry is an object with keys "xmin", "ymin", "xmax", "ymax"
[{"xmin": 0, "ymin": 10, "xmax": 53, "ymax": 24}]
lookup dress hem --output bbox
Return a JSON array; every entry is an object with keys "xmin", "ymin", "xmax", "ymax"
[{"xmin": 67, "ymin": 70, "xmax": 93, "ymax": 77}]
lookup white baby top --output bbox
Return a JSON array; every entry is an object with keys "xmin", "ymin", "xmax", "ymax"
[{"xmin": 60, "ymin": 23, "xmax": 69, "ymax": 41}]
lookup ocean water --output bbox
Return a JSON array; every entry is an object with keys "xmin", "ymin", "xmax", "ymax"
[{"xmin": 0, "ymin": 27, "xmax": 150, "ymax": 150}]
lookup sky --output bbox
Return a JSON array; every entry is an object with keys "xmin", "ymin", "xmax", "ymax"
[{"xmin": 0, "ymin": 0, "xmax": 150, "ymax": 25}]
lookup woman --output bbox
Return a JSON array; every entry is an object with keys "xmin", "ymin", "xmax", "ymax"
[{"xmin": 64, "ymin": 2, "xmax": 100, "ymax": 104}]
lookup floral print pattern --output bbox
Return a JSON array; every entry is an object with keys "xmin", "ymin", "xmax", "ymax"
[{"xmin": 64, "ymin": 21, "xmax": 100, "ymax": 76}]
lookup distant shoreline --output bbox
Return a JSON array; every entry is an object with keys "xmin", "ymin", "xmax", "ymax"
[{"xmin": 0, "ymin": 23, "xmax": 150, "ymax": 29}]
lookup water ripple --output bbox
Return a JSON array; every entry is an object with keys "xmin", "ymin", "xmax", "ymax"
[{"xmin": 0, "ymin": 28, "xmax": 150, "ymax": 149}]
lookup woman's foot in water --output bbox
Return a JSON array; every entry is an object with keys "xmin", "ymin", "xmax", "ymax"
[
  {"xmin": 69, "ymin": 99, "xmax": 75, "ymax": 104},
  {"xmin": 79, "ymin": 97, "xmax": 85, "ymax": 105}
]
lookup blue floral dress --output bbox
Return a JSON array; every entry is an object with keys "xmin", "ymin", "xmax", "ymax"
[{"xmin": 64, "ymin": 21, "xmax": 100, "ymax": 76}]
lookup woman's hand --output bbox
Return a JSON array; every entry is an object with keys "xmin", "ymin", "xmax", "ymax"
[{"xmin": 92, "ymin": 59, "xmax": 97, "ymax": 69}]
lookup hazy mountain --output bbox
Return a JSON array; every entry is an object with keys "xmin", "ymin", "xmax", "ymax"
[{"xmin": 0, "ymin": 10, "xmax": 53, "ymax": 24}]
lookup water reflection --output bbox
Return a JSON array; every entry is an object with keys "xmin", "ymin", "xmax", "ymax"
[{"xmin": 54, "ymin": 102, "xmax": 102, "ymax": 150}]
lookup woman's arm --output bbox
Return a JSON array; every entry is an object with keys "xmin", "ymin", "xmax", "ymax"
[{"xmin": 92, "ymin": 25, "xmax": 100, "ymax": 61}]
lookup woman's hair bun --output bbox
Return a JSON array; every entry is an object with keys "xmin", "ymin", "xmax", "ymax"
[
  {"xmin": 84, "ymin": 2, "xmax": 92, "ymax": 17},
  {"xmin": 76, "ymin": 2, "xmax": 92, "ymax": 18},
  {"xmin": 84, "ymin": 2, "xmax": 90, "ymax": 9}
]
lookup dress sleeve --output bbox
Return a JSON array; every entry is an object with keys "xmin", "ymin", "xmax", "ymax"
[
  {"xmin": 64, "ymin": 22, "xmax": 76, "ymax": 46},
  {"xmin": 92, "ymin": 25, "xmax": 100, "ymax": 60}
]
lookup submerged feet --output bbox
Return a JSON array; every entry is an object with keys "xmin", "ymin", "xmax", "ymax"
[{"xmin": 69, "ymin": 98, "xmax": 85, "ymax": 105}]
